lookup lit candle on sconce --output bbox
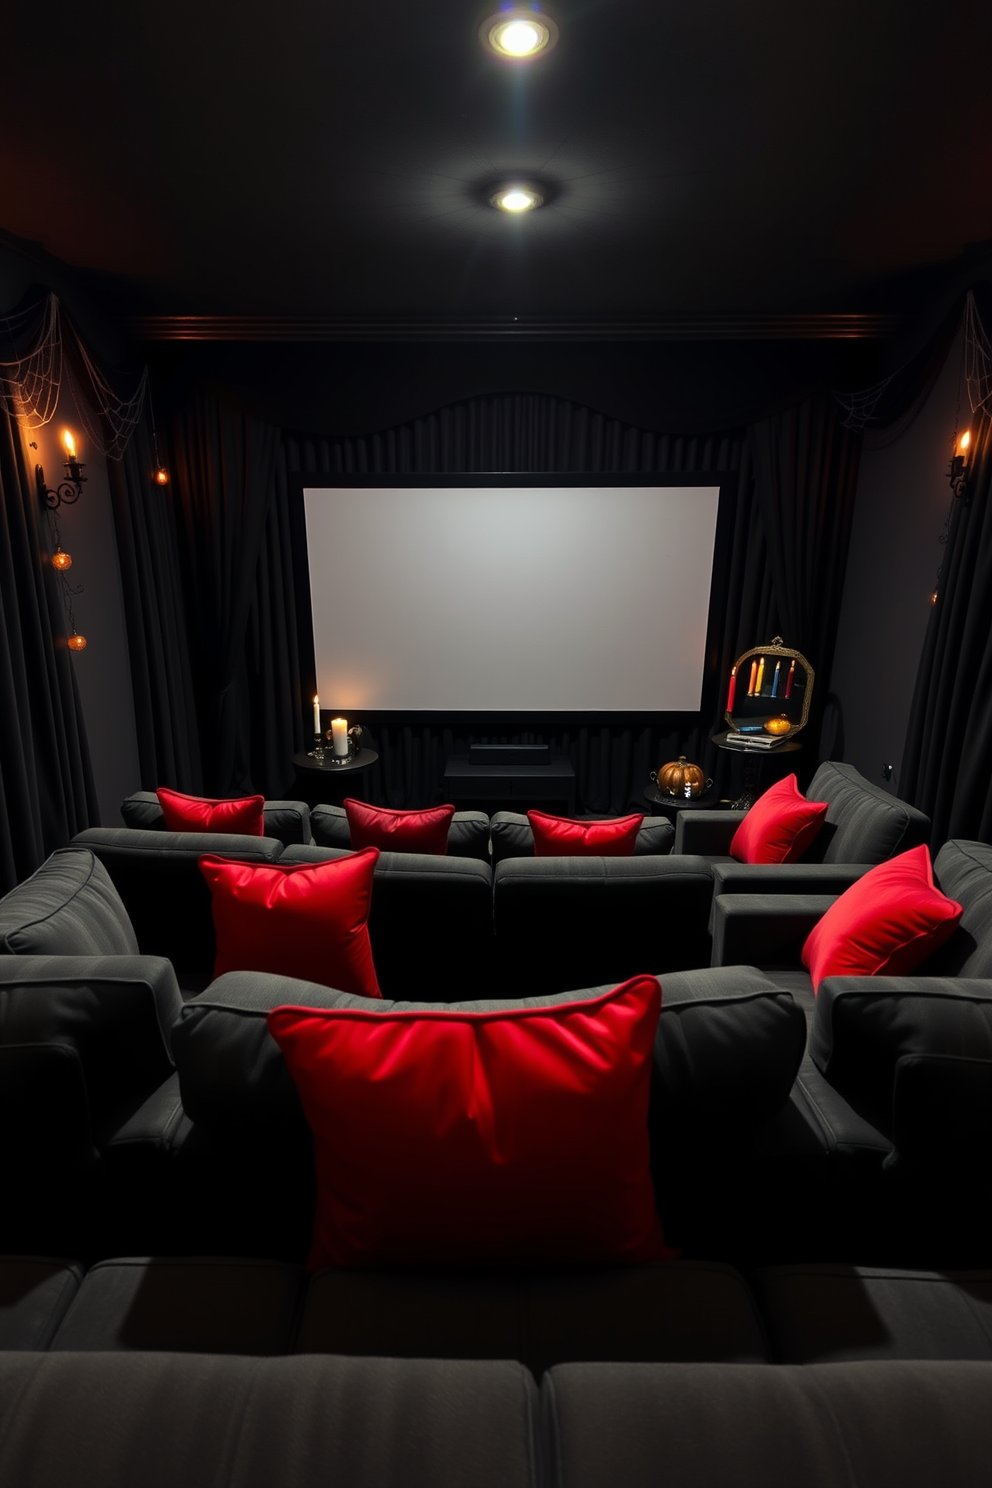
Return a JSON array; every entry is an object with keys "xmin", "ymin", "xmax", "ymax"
[
  {"xmin": 61, "ymin": 429, "xmax": 84, "ymax": 485},
  {"xmin": 331, "ymin": 718, "xmax": 349, "ymax": 758},
  {"xmin": 313, "ymin": 695, "xmax": 321, "ymax": 736}
]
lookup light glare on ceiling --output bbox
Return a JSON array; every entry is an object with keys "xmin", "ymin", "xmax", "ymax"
[{"xmin": 481, "ymin": 9, "xmax": 558, "ymax": 59}]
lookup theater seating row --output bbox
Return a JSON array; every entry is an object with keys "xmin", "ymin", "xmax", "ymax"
[{"xmin": 3, "ymin": 1256, "xmax": 992, "ymax": 1487}]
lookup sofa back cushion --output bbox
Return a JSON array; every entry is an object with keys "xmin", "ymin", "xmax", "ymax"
[
  {"xmin": 311, "ymin": 803, "xmax": 491, "ymax": 863},
  {"xmin": 490, "ymin": 811, "xmax": 673, "ymax": 865},
  {"xmin": 121, "ymin": 792, "xmax": 312, "ymax": 847},
  {"xmin": 802, "ymin": 761, "xmax": 930, "ymax": 865},
  {"xmin": 923, "ymin": 839, "xmax": 992, "ymax": 976},
  {"xmin": 0, "ymin": 849, "xmax": 138, "ymax": 957},
  {"xmin": 71, "ymin": 828, "xmax": 284, "ymax": 982}
]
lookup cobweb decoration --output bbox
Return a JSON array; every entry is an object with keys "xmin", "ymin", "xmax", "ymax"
[
  {"xmin": 833, "ymin": 373, "xmax": 895, "ymax": 431},
  {"xmin": 63, "ymin": 327, "xmax": 148, "ymax": 460},
  {"xmin": 964, "ymin": 289, "xmax": 992, "ymax": 419},
  {"xmin": 0, "ymin": 293, "xmax": 62, "ymax": 429}
]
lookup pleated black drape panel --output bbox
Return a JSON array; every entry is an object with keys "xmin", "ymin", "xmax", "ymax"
[
  {"xmin": 902, "ymin": 414, "xmax": 992, "ymax": 846},
  {"xmin": 0, "ymin": 409, "xmax": 98, "ymax": 892},
  {"xmin": 106, "ymin": 419, "xmax": 203, "ymax": 794}
]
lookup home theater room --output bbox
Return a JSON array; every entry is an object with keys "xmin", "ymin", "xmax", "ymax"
[{"xmin": 4, "ymin": 0, "xmax": 992, "ymax": 1482}]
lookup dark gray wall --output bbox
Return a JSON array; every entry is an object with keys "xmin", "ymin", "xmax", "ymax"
[{"xmin": 827, "ymin": 322, "xmax": 962, "ymax": 798}]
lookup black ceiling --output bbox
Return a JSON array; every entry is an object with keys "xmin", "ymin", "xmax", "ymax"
[{"xmin": 4, "ymin": 0, "xmax": 992, "ymax": 332}]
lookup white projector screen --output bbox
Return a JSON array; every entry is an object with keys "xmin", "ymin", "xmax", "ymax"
[{"xmin": 303, "ymin": 483, "xmax": 721, "ymax": 712}]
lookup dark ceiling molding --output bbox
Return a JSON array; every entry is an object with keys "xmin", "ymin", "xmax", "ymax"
[{"xmin": 128, "ymin": 312, "xmax": 902, "ymax": 343}]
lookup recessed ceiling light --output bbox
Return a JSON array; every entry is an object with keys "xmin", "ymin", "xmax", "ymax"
[
  {"xmin": 480, "ymin": 8, "xmax": 559, "ymax": 60},
  {"xmin": 490, "ymin": 183, "xmax": 545, "ymax": 212}
]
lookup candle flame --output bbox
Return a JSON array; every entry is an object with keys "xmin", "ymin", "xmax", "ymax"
[
  {"xmin": 959, "ymin": 430, "xmax": 971, "ymax": 455},
  {"xmin": 313, "ymin": 695, "xmax": 319, "ymax": 705},
  {"xmin": 62, "ymin": 430, "xmax": 77, "ymax": 459}
]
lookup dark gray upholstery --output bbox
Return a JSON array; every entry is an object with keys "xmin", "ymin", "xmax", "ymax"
[
  {"xmin": 751, "ymin": 1265, "xmax": 992, "ymax": 1363},
  {"xmin": 0, "ymin": 1352, "xmax": 540, "ymax": 1488},
  {"xmin": 51, "ymin": 1257, "xmax": 305, "ymax": 1354},
  {"xmin": 921, "ymin": 839, "xmax": 992, "ymax": 976},
  {"xmin": 311, "ymin": 802, "xmax": 492, "ymax": 863},
  {"xmin": 490, "ymin": 810, "xmax": 674, "ymax": 864},
  {"xmin": 0, "ymin": 1258, "xmax": 82, "ymax": 1349},
  {"xmin": 121, "ymin": 790, "xmax": 312, "ymax": 847},
  {"xmin": 711, "ymin": 892, "xmax": 838, "ymax": 969},
  {"xmin": 297, "ymin": 1261, "xmax": 770, "ymax": 1373},
  {"xmin": 71, "ymin": 826, "xmax": 285, "ymax": 987},
  {"xmin": 544, "ymin": 1359, "xmax": 992, "ymax": 1488},
  {"xmin": 0, "ymin": 847, "xmax": 138, "ymax": 956},
  {"xmin": 493, "ymin": 854, "xmax": 713, "ymax": 994},
  {"xmin": 280, "ymin": 844, "xmax": 496, "ymax": 999}
]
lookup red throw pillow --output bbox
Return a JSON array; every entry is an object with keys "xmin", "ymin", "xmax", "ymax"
[
  {"xmin": 267, "ymin": 975, "xmax": 674, "ymax": 1269},
  {"xmin": 156, "ymin": 787, "xmax": 265, "ymax": 836},
  {"xmin": 199, "ymin": 849, "xmax": 382, "ymax": 997},
  {"xmin": 344, "ymin": 798, "xmax": 455, "ymax": 854},
  {"xmin": 527, "ymin": 809, "xmax": 643, "ymax": 857},
  {"xmin": 802, "ymin": 844, "xmax": 963, "ymax": 993},
  {"xmin": 729, "ymin": 774, "xmax": 827, "ymax": 865}
]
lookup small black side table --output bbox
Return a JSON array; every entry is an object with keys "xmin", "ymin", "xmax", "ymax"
[
  {"xmin": 292, "ymin": 748, "xmax": 379, "ymax": 806},
  {"xmin": 711, "ymin": 731, "xmax": 802, "ymax": 810},
  {"xmin": 642, "ymin": 785, "xmax": 720, "ymax": 822}
]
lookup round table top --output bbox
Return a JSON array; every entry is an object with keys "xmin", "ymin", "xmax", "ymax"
[
  {"xmin": 292, "ymin": 747, "xmax": 379, "ymax": 775},
  {"xmin": 642, "ymin": 785, "xmax": 719, "ymax": 812}
]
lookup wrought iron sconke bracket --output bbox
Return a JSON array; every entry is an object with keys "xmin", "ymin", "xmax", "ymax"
[{"xmin": 36, "ymin": 459, "xmax": 86, "ymax": 510}]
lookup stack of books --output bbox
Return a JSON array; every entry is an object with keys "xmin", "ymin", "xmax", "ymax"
[{"xmin": 725, "ymin": 729, "xmax": 786, "ymax": 748}]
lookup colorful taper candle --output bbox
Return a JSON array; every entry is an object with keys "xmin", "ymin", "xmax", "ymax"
[
  {"xmin": 727, "ymin": 666, "xmax": 737, "ymax": 712},
  {"xmin": 771, "ymin": 659, "xmax": 781, "ymax": 697},
  {"xmin": 785, "ymin": 658, "xmax": 795, "ymax": 698},
  {"xmin": 755, "ymin": 656, "xmax": 765, "ymax": 694},
  {"xmin": 748, "ymin": 659, "xmax": 757, "ymax": 696}
]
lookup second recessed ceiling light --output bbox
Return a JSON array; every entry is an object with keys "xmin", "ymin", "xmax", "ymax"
[
  {"xmin": 481, "ymin": 8, "xmax": 558, "ymax": 60},
  {"xmin": 490, "ymin": 184, "xmax": 545, "ymax": 212}
]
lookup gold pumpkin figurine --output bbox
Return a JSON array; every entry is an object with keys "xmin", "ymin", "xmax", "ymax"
[
  {"xmin": 763, "ymin": 714, "xmax": 792, "ymax": 736},
  {"xmin": 653, "ymin": 756, "xmax": 708, "ymax": 799}
]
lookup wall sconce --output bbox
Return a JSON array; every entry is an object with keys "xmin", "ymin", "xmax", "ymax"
[
  {"xmin": 948, "ymin": 428, "xmax": 971, "ymax": 499},
  {"xmin": 37, "ymin": 429, "xmax": 86, "ymax": 510}
]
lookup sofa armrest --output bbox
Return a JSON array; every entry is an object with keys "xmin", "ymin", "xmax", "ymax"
[
  {"xmin": 710, "ymin": 862, "xmax": 873, "ymax": 896},
  {"xmin": 674, "ymin": 810, "xmax": 742, "ymax": 856},
  {"xmin": 889, "ymin": 1053, "xmax": 992, "ymax": 1172},
  {"xmin": 810, "ymin": 975, "xmax": 992, "ymax": 1142},
  {"xmin": 711, "ymin": 894, "xmax": 837, "ymax": 969}
]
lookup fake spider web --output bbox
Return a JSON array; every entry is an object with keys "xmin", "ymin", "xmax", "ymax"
[
  {"xmin": 833, "ymin": 374, "xmax": 896, "ymax": 431},
  {"xmin": 0, "ymin": 293, "xmax": 62, "ymax": 429}
]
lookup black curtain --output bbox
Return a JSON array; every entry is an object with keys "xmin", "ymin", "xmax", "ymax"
[
  {"xmin": 901, "ymin": 411, "xmax": 992, "ymax": 845},
  {"xmin": 0, "ymin": 408, "xmax": 98, "ymax": 892},
  {"xmin": 166, "ymin": 392, "xmax": 280, "ymax": 796},
  {"xmin": 106, "ymin": 419, "xmax": 203, "ymax": 793}
]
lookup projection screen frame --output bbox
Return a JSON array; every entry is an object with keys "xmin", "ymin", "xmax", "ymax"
[{"xmin": 293, "ymin": 471, "xmax": 736, "ymax": 721}]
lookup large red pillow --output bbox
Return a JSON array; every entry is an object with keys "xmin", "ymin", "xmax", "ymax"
[
  {"xmin": 199, "ymin": 849, "xmax": 381, "ymax": 997},
  {"xmin": 527, "ymin": 809, "xmax": 643, "ymax": 857},
  {"xmin": 729, "ymin": 774, "xmax": 827, "ymax": 865},
  {"xmin": 267, "ymin": 975, "xmax": 674, "ymax": 1269},
  {"xmin": 156, "ymin": 787, "xmax": 265, "ymax": 836},
  {"xmin": 802, "ymin": 844, "xmax": 962, "ymax": 993},
  {"xmin": 344, "ymin": 798, "xmax": 455, "ymax": 854}
]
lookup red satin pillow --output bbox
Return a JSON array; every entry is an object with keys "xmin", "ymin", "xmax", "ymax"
[
  {"xmin": 156, "ymin": 787, "xmax": 265, "ymax": 836},
  {"xmin": 729, "ymin": 774, "xmax": 827, "ymax": 865},
  {"xmin": 268, "ymin": 975, "xmax": 673, "ymax": 1269},
  {"xmin": 527, "ymin": 809, "xmax": 643, "ymax": 857},
  {"xmin": 345, "ymin": 798, "xmax": 455, "ymax": 854},
  {"xmin": 802, "ymin": 845, "xmax": 962, "ymax": 993},
  {"xmin": 199, "ymin": 849, "xmax": 382, "ymax": 997}
]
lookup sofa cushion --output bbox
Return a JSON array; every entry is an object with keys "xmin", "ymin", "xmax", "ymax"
[
  {"xmin": 344, "ymin": 798, "xmax": 455, "ymax": 854},
  {"xmin": 924, "ymin": 840, "xmax": 992, "ymax": 977},
  {"xmin": 200, "ymin": 849, "xmax": 382, "ymax": 997},
  {"xmin": 156, "ymin": 787, "xmax": 264, "ymax": 836},
  {"xmin": 0, "ymin": 1258, "xmax": 83, "ymax": 1350},
  {"xmin": 123, "ymin": 792, "xmax": 312, "ymax": 847},
  {"xmin": 802, "ymin": 846, "xmax": 962, "ymax": 993},
  {"xmin": 491, "ymin": 811, "xmax": 672, "ymax": 864},
  {"xmin": 803, "ymin": 760, "xmax": 931, "ymax": 865},
  {"xmin": 729, "ymin": 774, "xmax": 827, "ymax": 865},
  {"xmin": 268, "ymin": 975, "xmax": 671, "ymax": 1269},
  {"xmin": 527, "ymin": 810, "xmax": 643, "ymax": 857},
  {"xmin": 0, "ymin": 848, "xmax": 138, "ymax": 957}
]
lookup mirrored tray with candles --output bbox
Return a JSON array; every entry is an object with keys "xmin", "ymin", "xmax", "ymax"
[{"xmin": 724, "ymin": 636, "xmax": 814, "ymax": 744}]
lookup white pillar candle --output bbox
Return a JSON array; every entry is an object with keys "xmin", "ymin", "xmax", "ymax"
[
  {"xmin": 331, "ymin": 717, "xmax": 348, "ymax": 757},
  {"xmin": 313, "ymin": 696, "xmax": 321, "ymax": 735}
]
